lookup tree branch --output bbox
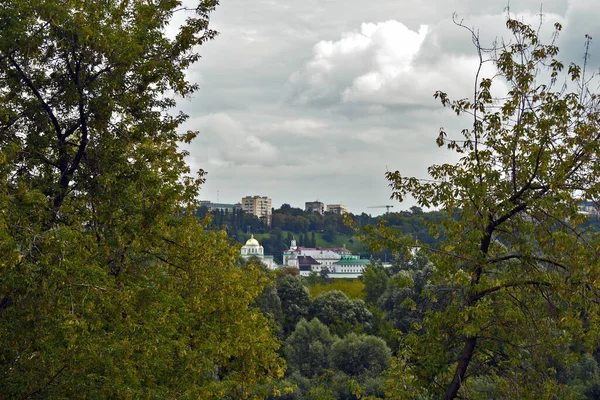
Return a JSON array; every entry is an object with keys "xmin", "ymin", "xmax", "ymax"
[{"xmin": 6, "ymin": 53, "xmax": 62, "ymax": 139}]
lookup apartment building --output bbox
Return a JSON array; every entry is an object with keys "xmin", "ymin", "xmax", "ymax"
[
  {"xmin": 326, "ymin": 204, "xmax": 348, "ymax": 214},
  {"xmin": 305, "ymin": 201, "xmax": 325, "ymax": 215},
  {"xmin": 241, "ymin": 195, "xmax": 272, "ymax": 226}
]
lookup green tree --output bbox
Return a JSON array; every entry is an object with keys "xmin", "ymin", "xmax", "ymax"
[
  {"xmin": 330, "ymin": 333, "xmax": 391, "ymax": 377},
  {"xmin": 284, "ymin": 318, "xmax": 335, "ymax": 378},
  {"xmin": 276, "ymin": 275, "xmax": 312, "ymax": 335},
  {"xmin": 0, "ymin": 1, "xmax": 283, "ymax": 398},
  {"xmin": 319, "ymin": 266, "xmax": 330, "ymax": 281},
  {"xmin": 362, "ymin": 264, "xmax": 390, "ymax": 304},
  {"xmin": 253, "ymin": 281, "xmax": 284, "ymax": 335},
  {"xmin": 369, "ymin": 16, "xmax": 600, "ymax": 399},
  {"xmin": 309, "ymin": 290, "xmax": 372, "ymax": 337}
]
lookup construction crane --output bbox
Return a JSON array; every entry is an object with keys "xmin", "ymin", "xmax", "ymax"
[{"xmin": 368, "ymin": 205, "xmax": 394, "ymax": 213}]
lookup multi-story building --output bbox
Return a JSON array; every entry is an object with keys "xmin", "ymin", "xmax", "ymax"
[
  {"xmin": 331, "ymin": 255, "xmax": 371, "ymax": 278},
  {"xmin": 305, "ymin": 201, "xmax": 325, "ymax": 215},
  {"xmin": 199, "ymin": 201, "xmax": 242, "ymax": 213},
  {"xmin": 242, "ymin": 195, "xmax": 272, "ymax": 226},
  {"xmin": 283, "ymin": 238, "xmax": 351, "ymax": 271},
  {"xmin": 578, "ymin": 200, "xmax": 599, "ymax": 215},
  {"xmin": 326, "ymin": 204, "xmax": 348, "ymax": 214}
]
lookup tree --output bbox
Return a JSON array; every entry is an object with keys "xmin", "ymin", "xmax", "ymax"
[
  {"xmin": 253, "ymin": 281, "xmax": 284, "ymax": 335},
  {"xmin": 362, "ymin": 264, "xmax": 390, "ymax": 304},
  {"xmin": 309, "ymin": 290, "xmax": 372, "ymax": 337},
  {"xmin": 369, "ymin": 15, "xmax": 600, "ymax": 399},
  {"xmin": 330, "ymin": 333, "xmax": 391, "ymax": 377},
  {"xmin": 319, "ymin": 266, "xmax": 330, "ymax": 281},
  {"xmin": 409, "ymin": 206, "xmax": 423, "ymax": 215},
  {"xmin": 284, "ymin": 318, "xmax": 335, "ymax": 378},
  {"xmin": 0, "ymin": 1, "xmax": 283, "ymax": 397},
  {"xmin": 276, "ymin": 275, "xmax": 312, "ymax": 335}
]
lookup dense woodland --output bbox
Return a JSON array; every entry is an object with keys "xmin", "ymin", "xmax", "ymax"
[
  {"xmin": 2, "ymin": 1, "xmax": 600, "ymax": 399},
  {"xmin": 248, "ymin": 254, "xmax": 600, "ymax": 399}
]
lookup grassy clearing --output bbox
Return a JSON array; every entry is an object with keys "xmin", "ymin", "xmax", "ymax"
[{"xmin": 307, "ymin": 279, "xmax": 365, "ymax": 300}]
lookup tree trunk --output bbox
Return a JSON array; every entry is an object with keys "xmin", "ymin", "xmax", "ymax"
[{"xmin": 443, "ymin": 336, "xmax": 477, "ymax": 400}]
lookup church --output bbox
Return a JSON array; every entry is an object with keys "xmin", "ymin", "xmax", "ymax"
[{"xmin": 240, "ymin": 235, "xmax": 278, "ymax": 270}]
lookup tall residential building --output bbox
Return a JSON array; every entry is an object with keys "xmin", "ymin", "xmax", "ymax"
[
  {"xmin": 326, "ymin": 204, "xmax": 348, "ymax": 214},
  {"xmin": 305, "ymin": 201, "xmax": 325, "ymax": 215},
  {"xmin": 242, "ymin": 195, "xmax": 272, "ymax": 226}
]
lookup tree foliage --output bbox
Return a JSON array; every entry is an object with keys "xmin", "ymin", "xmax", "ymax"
[
  {"xmin": 330, "ymin": 333, "xmax": 391, "ymax": 377},
  {"xmin": 363, "ymin": 264, "xmax": 390, "ymax": 304},
  {"xmin": 0, "ymin": 0, "xmax": 284, "ymax": 397},
  {"xmin": 368, "ymin": 15, "xmax": 600, "ymax": 400},
  {"xmin": 284, "ymin": 318, "xmax": 335, "ymax": 379},
  {"xmin": 309, "ymin": 290, "xmax": 372, "ymax": 337},
  {"xmin": 277, "ymin": 274, "xmax": 312, "ymax": 335}
]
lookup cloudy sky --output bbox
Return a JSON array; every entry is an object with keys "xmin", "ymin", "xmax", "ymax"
[{"xmin": 177, "ymin": 0, "xmax": 599, "ymax": 215}]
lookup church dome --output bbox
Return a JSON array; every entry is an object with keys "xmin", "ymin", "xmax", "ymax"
[{"xmin": 245, "ymin": 235, "xmax": 260, "ymax": 247}]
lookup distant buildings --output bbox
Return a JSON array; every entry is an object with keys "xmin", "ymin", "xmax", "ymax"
[
  {"xmin": 305, "ymin": 201, "xmax": 325, "ymax": 215},
  {"xmin": 283, "ymin": 238, "xmax": 369, "ymax": 278},
  {"xmin": 326, "ymin": 204, "xmax": 348, "ymax": 214},
  {"xmin": 242, "ymin": 195, "xmax": 272, "ymax": 226},
  {"xmin": 240, "ymin": 235, "xmax": 277, "ymax": 269},
  {"xmin": 199, "ymin": 201, "xmax": 241, "ymax": 213},
  {"xmin": 578, "ymin": 200, "xmax": 599, "ymax": 215}
]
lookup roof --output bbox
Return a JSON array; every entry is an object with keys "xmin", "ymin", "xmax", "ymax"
[
  {"xmin": 335, "ymin": 258, "xmax": 370, "ymax": 265},
  {"xmin": 298, "ymin": 256, "xmax": 321, "ymax": 267},
  {"xmin": 243, "ymin": 234, "xmax": 261, "ymax": 247},
  {"xmin": 294, "ymin": 246, "xmax": 351, "ymax": 253}
]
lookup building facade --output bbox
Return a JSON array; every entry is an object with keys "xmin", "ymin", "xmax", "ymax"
[
  {"xmin": 326, "ymin": 204, "xmax": 348, "ymax": 214},
  {"xmin": 305, "ymin": 201, "xmax": 325, "ymax": 215},
  {"xmin": 578, "ymin": 200, "xmax": 599, "ymax": 215},
  {"xmin": 283, "ymin": 239, "xmax": 362, "ymax": 278},
  {"xmin": 242, "ymin": 195, "xmax": 273, "ymax": 226},
  {"xmin": 330, "ymin": 255, "xmax": 371, "ymax": 278},
  {"xmin": 199, "ymin": 201, "xmax": 242, "ymax": 213}
]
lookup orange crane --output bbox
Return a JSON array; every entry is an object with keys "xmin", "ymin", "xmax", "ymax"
[{"xmin": 368, "ymin": 205, "xmax": 394, "ymax": 213}]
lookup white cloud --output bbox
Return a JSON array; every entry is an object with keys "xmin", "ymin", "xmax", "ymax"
[
  {"xmin": 260, "ymin": 118, "xmax": 329, "ymax": 137},
  {"xmin": 185, "ymin": 113, "xmax": 280, "ymax": 167},
  {"xmin": 288, "ymin": 20, "xmax": 486, "ymax": 108}
]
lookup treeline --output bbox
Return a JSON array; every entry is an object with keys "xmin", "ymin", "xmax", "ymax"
[
  {"xmin": 197, "ymin": 203, "xmax": 448, "ymax": 244},
  {"xmin": 248, "ymin": 252, "xmax": 600, "ymax": 399}
]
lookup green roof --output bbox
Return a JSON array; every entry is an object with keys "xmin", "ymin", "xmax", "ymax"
[{"xmin": 335, "ymin": 259, "xmax": 370, "ymax": 265}]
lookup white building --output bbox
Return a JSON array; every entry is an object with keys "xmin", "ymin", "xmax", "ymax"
[
  {"xmin": 240, "ymin": 235, "xmax": 278, "ymax": 270},
  {"xmin": 330, "ymin": 255, "xmax": 371, "ymax": 278},
  {"xmin": 283, "ymin": 239, "xmax": 371, "ymax": 278},
  {"xmin": 283, "ymin": 238, "xmax": 350, "ymax": 270}
]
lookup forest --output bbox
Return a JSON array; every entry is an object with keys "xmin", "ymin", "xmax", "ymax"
[
  {"xmin": 2, "ymin": 1, "xmax": 600, "ymax": 399},
  {"xmin": 248, "ymin": 254, "xmax": 600, "ymax": 399}
]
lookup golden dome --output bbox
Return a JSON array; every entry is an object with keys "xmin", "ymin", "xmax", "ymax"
[{"xmin": 245, "ymin": 234, "xmax": 260, "ymax": 247}]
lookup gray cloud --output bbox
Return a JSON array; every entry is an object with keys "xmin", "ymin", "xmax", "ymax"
[{"xmin": 177, "ymin": 0, "xmax": 600, "ymax": 213}]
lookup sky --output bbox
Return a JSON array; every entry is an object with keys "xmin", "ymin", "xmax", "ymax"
[{"xmin": 176, "ymin": 0, "xmax": 600, "ymax": 215}]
